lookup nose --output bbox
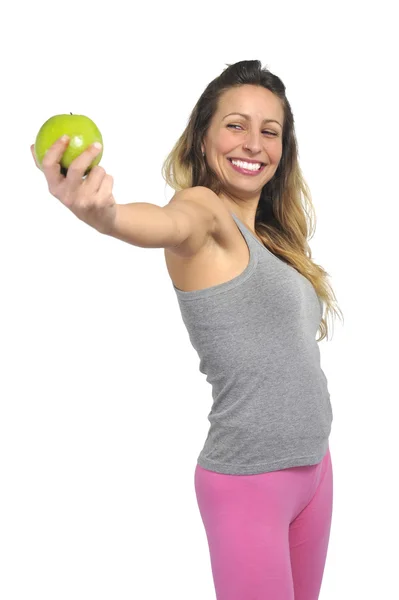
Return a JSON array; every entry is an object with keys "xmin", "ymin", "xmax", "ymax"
[{"xmin": 243, "ymin": 129, "xmax": 263, "ymax": 154}]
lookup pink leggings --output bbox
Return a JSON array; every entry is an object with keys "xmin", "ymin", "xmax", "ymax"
[{"xmin": 194, "ymin": 446, "xmax": 333, "ymax": 600}]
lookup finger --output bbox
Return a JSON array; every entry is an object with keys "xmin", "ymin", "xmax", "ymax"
[
  {"xmin": 98, "ymin": 174, "xmax": 114, "ymax": 203},
  {"xmin": 66, "ymin": 143, "xmax": 103, "ymax": 194},
  {"xmin": 84, "ymin": 174, "xmax": 114, "ymax": 211},
  {"xmin": 83, "ymin": 165, "xmax": 107, "ymax": 195},
  {"xmin": 31, "ymin": 145, "xmax": 40, "ymax": 169},
  {"xmin": 41, "ymin": 136, "xmax": 71, "ymax": 190}
]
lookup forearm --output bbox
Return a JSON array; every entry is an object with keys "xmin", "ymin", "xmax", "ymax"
[{"xmin": 106, "ymin": 202, "xmax": 176, "ymax": 248}]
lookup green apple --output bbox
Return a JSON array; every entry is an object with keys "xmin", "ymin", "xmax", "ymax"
[{"xmin": 34, "ymin": 113, "xmax": 103, "ymax": 177}]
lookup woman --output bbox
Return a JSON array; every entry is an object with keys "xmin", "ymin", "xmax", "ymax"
[{"xmin": 31, "ymin": 59, "xmax": 343, "ymax": 600}]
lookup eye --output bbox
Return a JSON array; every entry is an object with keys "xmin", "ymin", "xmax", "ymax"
[{"xmin": 227, "ymin": 124, "xmax": 278, "ymax": 136}]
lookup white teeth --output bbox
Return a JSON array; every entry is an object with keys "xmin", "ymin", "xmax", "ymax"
[{"xmin": 230, "ymin": 159, "xmax": 262, "ymax": 171}]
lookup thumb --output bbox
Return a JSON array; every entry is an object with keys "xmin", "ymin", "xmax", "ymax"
[{"xmin": 31, "ymin": 144, "xmax": 40, "ymax": 169}]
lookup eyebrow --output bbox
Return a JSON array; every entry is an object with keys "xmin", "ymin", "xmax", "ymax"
[{"xmin": 223, "ymin": 112, "xmax": 282, "ymax": 128}]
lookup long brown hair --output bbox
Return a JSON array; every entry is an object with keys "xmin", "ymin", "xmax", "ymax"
[{"xmin": 162, "ymin": 60, "xmax": 344, "ymax": 342}]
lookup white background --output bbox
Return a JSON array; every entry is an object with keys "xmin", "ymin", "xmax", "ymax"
[{"xmin": 1, "ymin": 1, "xmax": 398, "ymax": 598}]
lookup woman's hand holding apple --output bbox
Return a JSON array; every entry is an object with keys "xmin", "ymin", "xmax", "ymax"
[{"xmin": 30, "ymin": 136, "xmax": 117, "ymax": 235}]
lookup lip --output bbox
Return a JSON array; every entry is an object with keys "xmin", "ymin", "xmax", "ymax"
[
  {"xmin": 227, "ymin": 158, "xmax": 266, "ymax": 176},
  {"xmin": 228, "ymin": 157, "xmax": 266, "ymax": 166}
]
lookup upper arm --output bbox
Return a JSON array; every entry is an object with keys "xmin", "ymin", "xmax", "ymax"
[{"xmin": 162, "ymin": 186, "xmax": 222, "ymax": 257}]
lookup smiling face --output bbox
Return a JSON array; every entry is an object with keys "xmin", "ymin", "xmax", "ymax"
[{"xmin": 201, "ymin": 84, "xmax": 284, "ymax": 205}]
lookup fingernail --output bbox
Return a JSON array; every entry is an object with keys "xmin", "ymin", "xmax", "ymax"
[
  {"xmin": 93, "ymin": 142, "xmax": 102, "ymax": 149},
  {"xmin": 61, "ymin": 135, "xmax": 70, "ymax": 142}
]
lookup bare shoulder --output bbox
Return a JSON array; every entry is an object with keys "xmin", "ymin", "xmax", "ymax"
[
  {"xmin": 163, "ymin": 188, "xmax": 247, "ymax": 293},
  {"xmin": 164, "ymin": 186, "xmax": 232, "ymax": 255},
  {"xmin": 168, "ymin": 186, "xmax": 224, "ymax": 219},
  {"xmin": 187, "ymin": 186, "xmax": 236, "ymax": 249}
]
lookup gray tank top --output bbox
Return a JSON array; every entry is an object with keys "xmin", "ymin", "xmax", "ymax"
[{"xmin": 172, "ymin": 212, "xmax": 332, "ymax": 475}]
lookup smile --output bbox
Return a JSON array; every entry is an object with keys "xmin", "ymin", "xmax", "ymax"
[{"xmin": 227, "ymin": 158, "xmax": 266, "ymax": 176}]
